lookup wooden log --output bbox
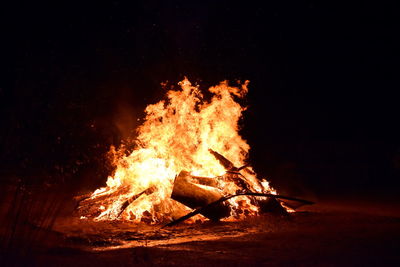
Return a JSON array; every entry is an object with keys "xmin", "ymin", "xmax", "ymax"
[
  {"xmin": 116, "ymin": 186, "xmax": 156, "ymax": 218},
  {"xmin": 207, "ymin": 150, "xmax": 286, "ymax": 215},
  {"xmin": 171, "ymin": 171, "xmax": 231, "ymax": 221},
  {"xmin": 77, "ymin": 186, "xmax": 131, "ymax": 208},
  {"xmin": 208, "ymin": 149, "xmax": 265, "ymax": 207},
  {"xmin": 209, "ymin": 149, "xmax": 256, "ymax": 176},
  {"xmin": 75, "ymin": 186, "xmax": 157, "ymax": 219},
  {"xmin": 164, "ymin": 193, "xmax": 314, "ymax": 227},
  {"xmin": 75, "ymin": 186, "xmax": 132, "ymax": 218},
  {"xmin": 221, "ymin": 172, "xmax": 251, "ymax": 192},
  {"xmin": 258, "ymin": 197, "xmax": 288, "ymax": 215},
  {"xmin": 208, "ymin": 149, "xmax": 237, "ymax": 171},
  {"xmin": 188, "ymin": 175, "xmax": 219, "ymax": 188}
]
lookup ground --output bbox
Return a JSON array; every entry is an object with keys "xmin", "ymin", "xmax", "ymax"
[{"xmin": 1, "ymin": 183, "xmax": 399, "ymax": 266}]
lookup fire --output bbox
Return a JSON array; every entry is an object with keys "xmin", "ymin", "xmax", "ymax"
[{"xmin": 82, "ymin": 78, "xmax": 276, "ymax": 224}]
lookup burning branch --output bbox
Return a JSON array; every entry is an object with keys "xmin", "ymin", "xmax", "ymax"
[
  {"xmin": 164, "ymin": 193, "xmax": 314, "ymax": 227},
  {"xmin": 116, "ymin": 186, "xmax": 156, "ymax": 218}
]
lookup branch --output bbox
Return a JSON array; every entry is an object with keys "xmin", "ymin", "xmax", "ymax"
[{"xmin": 163, "ymin": 192, "xmax": 314, "ymax": 227}]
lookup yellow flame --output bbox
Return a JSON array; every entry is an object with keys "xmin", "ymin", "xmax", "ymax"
[{"xmin": 88, "ymin": 78, "xmax": 275, "ymax": 223}]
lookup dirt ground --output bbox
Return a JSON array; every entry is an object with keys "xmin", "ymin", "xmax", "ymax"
[{"xmin": 1, "ymin": 182, "xmax": 399, "ymax": 267}]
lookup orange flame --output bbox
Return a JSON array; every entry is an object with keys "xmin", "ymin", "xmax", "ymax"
[{"xmin": 88, "ymin": 78, "xmax": 275, "ymax": 223}]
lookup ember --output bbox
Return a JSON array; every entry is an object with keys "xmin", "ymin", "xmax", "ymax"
[{"xmin": 76, "ymin": 79, "xmax": 298, "ymax": 224}]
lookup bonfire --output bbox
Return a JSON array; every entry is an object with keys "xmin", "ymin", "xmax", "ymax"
[{"xmin": 75, "ymin": 79, "xmax": 311, "ymax": 225}]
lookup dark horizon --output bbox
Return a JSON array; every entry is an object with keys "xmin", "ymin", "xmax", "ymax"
[{"xmin": 0, "ymin": 1, "xmax": 398, "ymax": 199}]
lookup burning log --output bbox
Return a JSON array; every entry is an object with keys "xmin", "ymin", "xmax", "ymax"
[
  {"xmin": 75, "ymin": 186, "xmax": 156, "ymax": 219},
  {"xmin": 116, "ymin": 186, "xmax": 156, "ymax": 218},
  {"xmin": 169, "ymin": 150, "xmax": 289, "ymax": 223},
  {"xmin": 187, "ymin": 175, "xmax": 219, "ymax": 187},
  {"xmin": 208, "ymin": 149, "xmax": 256, "ymax": 191},
  {"xmin": 208, "ymin": 149, "xmax": 237, "ymax": 171},
  {"xmin": 164, "ymin": 192, "xmax": 314, "ymax": 227},
  {"xmin": 208, "ymin": 149, "xmax": 289, "ymax": 214},
  {"xmin": 171, "ymin": 171, "xmax": 231, "ymax": 221},
  {"xmin": 209, "ymin": 149, "xmax": 254, "ymax": 174},
  {"xmin": 258, "ymin": 197, "xmax": 288, "ymax": 215},
  {"xmin": 75, "ymin": 186, "xmax": 131, "ymax": 218}
]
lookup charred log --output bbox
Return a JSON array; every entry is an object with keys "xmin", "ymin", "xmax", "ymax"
[
  {"xmin": 164, "ymin": 192, "xmax": 314, "ymax": 227},
  {"xmin": 208, "ymin": 149, "xmax": 237, "ymax": 171},
  {"xmin": 208, "ymin": 149, "xmax": 255, "ymax": 175},
  {"xmin": 116, "ymin": 186, "xmax": 156, "ymax": 218},
  {"xmin": 208, "ymin": 149, "xmax": 257, "ymax": 186},
  {"xmin": 258, "ymin": 197, "xmax": 288, "ymax": 215},
  {"xmin": 75, "ymin": 186, "xmax": 156, "ymax": 219},
  {"xmin": 188, "ymin": 175, "xmax": 219, "ymax": 188},
  {"xmin": 220, "ymin": 172, "xmax": 252, "ymax": 192},
  {"xmin": 75, "ymin": 186, "xmax": 131, "ymax": 218},
  {"xmin": 171, "ymin": 171, "xmax": 231, "ymax": 221}
]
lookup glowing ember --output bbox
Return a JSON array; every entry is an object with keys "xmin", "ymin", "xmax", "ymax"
[{"xmin": 79, "ymin": 78, "xmax": 276, "ymax": 224}]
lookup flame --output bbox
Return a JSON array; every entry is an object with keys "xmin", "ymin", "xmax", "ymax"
[{"xmin": 87, "ymin": 78, "xmax": 275, "ymax": 223}]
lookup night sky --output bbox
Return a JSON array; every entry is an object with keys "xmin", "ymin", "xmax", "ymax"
[{"xmin": 0, "ymin": 1, "xmax": 398, "ymax": 198}]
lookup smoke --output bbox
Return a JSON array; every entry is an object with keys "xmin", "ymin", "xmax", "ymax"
[{"xmin": 113, "ymin": 102, "xmax": 141, "ymax": 143}]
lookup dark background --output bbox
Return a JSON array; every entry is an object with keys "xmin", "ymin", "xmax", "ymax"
[{"xmin": 0, "ymin": 1, "xmax": 398, "ymax": 199}]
